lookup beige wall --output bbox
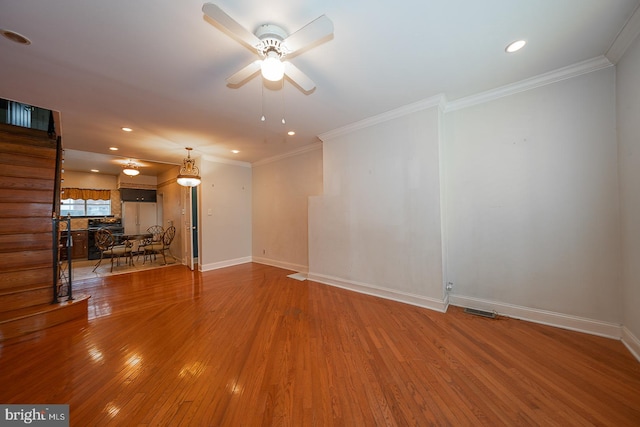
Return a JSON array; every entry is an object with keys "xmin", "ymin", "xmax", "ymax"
[
  {"xmin": 445, "ymin": 68, "xmax": 620, "ymax": 325},
  {"xmin": 198, "ymin": 157, "xmax": 252, "ymax": 270},
  {"xmin": 118, "ymin": 173, "xmax": 157, "ymax": 189},
  {"xmin": 157, "ymin": 166, "xmax": 184, "ymax": 264},
  {"xmin": 309, "ymin": 103, "xmax": 445, "ymax": 310},
  {"xmin": 62, "ymin": 170, "xmax": 117, "ymax": 190},
  {"xmin": 617, "ymin": 31, "xmax": 640, "ymax": 353},
  {"xmin": 252, "ymin": 146, "xmax": 323, "ymax": 272}
]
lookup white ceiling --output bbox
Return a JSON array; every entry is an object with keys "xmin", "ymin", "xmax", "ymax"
[{"xmin": 1, "ymin": 0, "xmax": 639, "ymax": 176}]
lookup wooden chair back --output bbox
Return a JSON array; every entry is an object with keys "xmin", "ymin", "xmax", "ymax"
[
  {"xmin": 163, "ymin": 226, "xmax": 176, "ymax": 247},
  {"xmin": 94, "ymin": 228, "xmax": 115, "ymax": 251}
]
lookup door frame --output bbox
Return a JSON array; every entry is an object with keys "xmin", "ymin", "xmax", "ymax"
[{"xmin": 182, "ymin": 185, "xmax": 199, "ymax": 270}]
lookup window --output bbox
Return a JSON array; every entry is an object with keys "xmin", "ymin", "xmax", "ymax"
[
  {"xmin": 60, "ymin": 188, "xmax": 112, "ymax": 217},
  {"xmin": 1, "ymin": 99, "xmax": 50, "ymax": 130},
  {"xmin": 61, "ymin": 198, "xmax": 111, "ymax": 217}
]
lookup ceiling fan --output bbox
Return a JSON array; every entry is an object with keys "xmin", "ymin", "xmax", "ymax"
[{"xmin": 202, "ymin": 3, "xmax": 333, "ymax": 92}]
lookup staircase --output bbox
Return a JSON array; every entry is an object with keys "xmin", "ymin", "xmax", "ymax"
[{"xmin": 0, "ymin": 123, "xmax": 88, "ymax": 341}]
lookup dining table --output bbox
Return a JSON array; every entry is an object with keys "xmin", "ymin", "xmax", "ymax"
[
  {"xmin": 113, "ymin": 232, "xmax": 153, "ymax": 244},
  {"xmin": 112, "ymin": 233, "xmax": 154, "ymax": 262}
]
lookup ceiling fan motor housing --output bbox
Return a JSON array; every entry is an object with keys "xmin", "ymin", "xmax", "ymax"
[{"xmin": 255, "ymin": 24, "xmax": 290, "ymax": 58}]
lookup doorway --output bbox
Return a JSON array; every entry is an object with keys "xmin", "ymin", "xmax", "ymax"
[{"xmin": 191, "ymin": 187, "xmax": 198, "ymax": 262}]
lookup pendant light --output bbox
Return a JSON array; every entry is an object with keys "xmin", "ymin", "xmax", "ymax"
[
  {"xmin": 177, "ymin": 148, "xmax": 201, "ymax": 187},
  {"xmin": 122, "ymin": 161, "xmax": 140, "ymax": 176}
]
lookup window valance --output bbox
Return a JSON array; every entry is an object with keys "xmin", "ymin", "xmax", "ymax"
[{"xmin": 62, "ymin": 188, "xmax": 111, "ymax": 201}]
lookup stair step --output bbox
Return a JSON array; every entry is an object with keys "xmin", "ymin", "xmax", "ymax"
[
  {"xmin": 0, "ymin": 232, "xmax": 52, "ymax": 252},
  {"xmin": 0, "ymin": 294, "xmax": 90, "ymax": 341},
  {"xmin": 0, "ymin": 249, "xmax": 52, "ymax": 272},
  {"xmin": 0, "ymin": 284, "xmax": 52, "ymax": 312},
  {"xmin": 0, "ymin": 282, "xmax": 51, "ymax": 296},
  {"xmin": 0, "ymin": 267, "xmax": 52, "ymax": 291}
]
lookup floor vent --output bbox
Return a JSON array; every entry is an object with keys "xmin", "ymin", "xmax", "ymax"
[{"xmin": 463, "ymin": 307, "xmax": 496, "ymax": 319}]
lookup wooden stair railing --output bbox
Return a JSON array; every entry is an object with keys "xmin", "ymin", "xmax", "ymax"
[{"xmin": 0, "ymin": 123, "xmax": 88, "ymax": 341}]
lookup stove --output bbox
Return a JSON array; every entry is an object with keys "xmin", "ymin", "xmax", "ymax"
[{"xmin": 87, "ymin": 218, "xmax": 123, "ymax": 260}]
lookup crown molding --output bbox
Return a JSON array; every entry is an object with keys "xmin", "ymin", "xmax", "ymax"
[
  {"xmin": 445, "ymin": 56, "xmax": 613, "ymax": 112},
  {"xmin": 319, "ymin": 94, "xmax": 446, "ymax": 141},
  {"xmin": 606, "ymin": 3, "xmax": 640, "ymax": 64},
  {"xmin": 252, "ymin": 142, "xmax": 323, "ymax": 167}
]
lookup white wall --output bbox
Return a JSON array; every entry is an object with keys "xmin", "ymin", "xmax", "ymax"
[
  {"xmin": 445, "ymin": 68, "xmax": 621, "ymax": 329},
  {"xmin": 198, "ymin": 157, "xmax": 252, "ymax": 270},
  {"xmin": 617, "ymin": 33, "xmax": 640, "ymax": 355},
  {"xmin": 309, "ymin": 101, "xmax": 446, "ymax": 311},
  {"xmin": 252, "ymin": 146, "xmax": 323, "ymax": 272}
]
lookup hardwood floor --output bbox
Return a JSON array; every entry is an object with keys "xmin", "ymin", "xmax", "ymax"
[{"xmin": 1, "ymin": 263, "xmax": 639, "ymax": 426}]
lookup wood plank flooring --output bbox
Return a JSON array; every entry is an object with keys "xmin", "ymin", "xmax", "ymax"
[{"xmin": 0, "ymin": 262, "xmax": 639, "ymax": 426}]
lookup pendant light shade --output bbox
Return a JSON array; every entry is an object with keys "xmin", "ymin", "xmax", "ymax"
[
  {"xmin": 177, "ymin": 147, "xmax": 201, "ymax": 187},
  {"xmin": 122, "ymin": 161, "xmax": 140, "ymax": 176}
]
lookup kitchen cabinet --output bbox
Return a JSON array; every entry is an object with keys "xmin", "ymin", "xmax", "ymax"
[
  {"xmin": 120, "ymin": 188, "xmax": 157, "ymax": 202},
  {"xmin": 60, "ymin": 230, "xmax": 88, "ymax": 260}
]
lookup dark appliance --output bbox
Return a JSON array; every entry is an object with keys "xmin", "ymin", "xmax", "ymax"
[{"xmin": 87, "ymin": 218, "xmax": 124, "ymax": 260}]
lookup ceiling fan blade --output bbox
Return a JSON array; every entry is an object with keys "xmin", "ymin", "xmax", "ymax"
[
  {"xmin": 202, "ymin": 3, "xmax": 261, "ymax": 50},
  {"xmin": 226, "ymin": 60, "xmax": 262, "ymax": 86},
  {"xmin": 283, "ymin": 62, "xmax": 316, "ymax": 92},
  {"xmin": 283, "ymin": 15, "xmax": 333, "ymax": 55}
]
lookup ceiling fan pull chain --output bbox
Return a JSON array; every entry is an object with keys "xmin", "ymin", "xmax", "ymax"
[
  {"xmin": 261, "ymin": 81, "xmax": 266, "ymax": 122},
  {"xmin": 281, "ymin": 79, "xmax": 286, "ymax": 125}
]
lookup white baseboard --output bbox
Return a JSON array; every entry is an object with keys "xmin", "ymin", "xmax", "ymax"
[
  {"xmin": 252, "ymin": 257, "xmax": 308, "ymax": 273},
  {"xmin": 307, "ymin": 272, "xmax": 448, "ymax": 313},
  {"xmin": 449, "ymin": 294, "xmax": 622, "ymax": 339},
  {"xmin": 622, "ymin": 327, "xmax": 640, "ymax": 363},
  {"xmin": 200, "ymin": 256, "xmax": 252, "ymax": 272}
]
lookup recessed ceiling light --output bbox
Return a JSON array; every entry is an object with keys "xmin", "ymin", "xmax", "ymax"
[
  {"xmin": 505, "ymin": 40, "xmax": 526, "ymax": 53},
  {"xmin": 91, "ymin": 169, "xmax": 100, "ymax": 173},
  {"xmin": 109, "ymin": 147, "xmax": 119, "ymax": 151},
  {"xmin": 231, "ymin": 150, "xmax": 240, "ymax": 154},
  {"xmin": 1, "ymin": 29, "xmax": 31, "ymax": 45},
  {"xmin": 121, "ymin": 127, "xmax": 133, "ymax": 132},
  {"xmin": 287, "ymin": 131, "xmax": 296, "ymax": 136}
]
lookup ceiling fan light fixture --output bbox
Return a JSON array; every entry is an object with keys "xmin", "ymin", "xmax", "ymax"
[
  {"xmin": 122, "ymin": 161, "xmax": 140, "ymax": 176},
  {"xmin": 261, "ymin": 52, "xmax": 285, "ymax": 82},
  {"xmin": 177, "ymin": 148, "xmax": 201, "ymax": 187}
]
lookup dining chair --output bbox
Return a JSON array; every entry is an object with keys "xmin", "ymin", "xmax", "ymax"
[
  {"xmin": 92, "ymin": 228, "xmax": 133, "ymax": 272},
  {"xmin": 137, "ymin": 225, "xmax": 164, "ymax": 261},
  {"xmin": 143, "ymin": 225, "xmax": 176, "ymax": 265},
  {"xmin": 147, "ymin": 225, "xmax": 164, "ymax": 242}
]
